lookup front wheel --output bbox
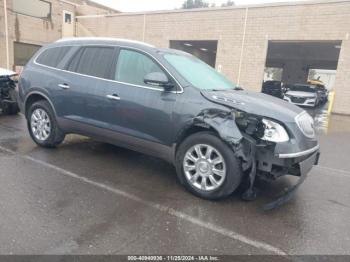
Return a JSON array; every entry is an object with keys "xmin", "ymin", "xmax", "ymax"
[
  {"xmin": 175, "ymin": 131, "xmax": 243, "ymax": 200},
  {"xmin": 27, "ymin": 100, "xmax": 65, "ymax": 147}
]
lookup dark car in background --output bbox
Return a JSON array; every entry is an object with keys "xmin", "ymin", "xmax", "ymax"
[
  {"xmin": 261, "ymin": 80, "xmax": 284, "ymax": 98},
  {"xmin": 17, "ymin": 38, "xmax": 320, "ymax": 206}
]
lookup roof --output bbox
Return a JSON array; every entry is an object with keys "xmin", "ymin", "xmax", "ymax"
[
  {"xmin": 55, "ymin": 37, "xmax": 155, "ymax": 48},
  {"xmin": 82, "ymin": 0, "xmax": 119, "ymax": 13}
]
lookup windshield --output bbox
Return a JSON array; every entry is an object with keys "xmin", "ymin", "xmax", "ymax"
[
  {"xmin": 289, "ymin": 85, "xmax": 316, "ymax": 93},
  {"xmin": 163, "ymin": 53, "xmax": 236, "ymax": 90}
]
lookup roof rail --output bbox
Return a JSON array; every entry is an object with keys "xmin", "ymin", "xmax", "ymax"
[{"xmin": 56, "ymin": 37, "xmax": 154, "ymax": 47}]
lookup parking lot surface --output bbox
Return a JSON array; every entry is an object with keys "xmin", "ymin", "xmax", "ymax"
[{"xmin": 0, "ymin": 108, "xmax": 350, "ymax": 255}]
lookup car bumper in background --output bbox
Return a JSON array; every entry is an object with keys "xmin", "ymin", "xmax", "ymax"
[{"xmin": 283, "ymin": 96, "xmax": 317, "ymax": 107}]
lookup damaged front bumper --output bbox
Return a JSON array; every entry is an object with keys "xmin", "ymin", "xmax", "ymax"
[{"xmin": 261, "ymin": 147, "xmax": 320, "ymax": 210}]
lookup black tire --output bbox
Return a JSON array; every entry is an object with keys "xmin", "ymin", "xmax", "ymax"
[
  {"xmin": 2, "ymin": 102, "xmax": 20, "ymax": 115},
  {"xmin": 175, "ymin": 131, "xmax": 243, "ymax": 200},
  {"xmin": 27, "ymin": 100, "xmax": 65, "ymax": 147}
]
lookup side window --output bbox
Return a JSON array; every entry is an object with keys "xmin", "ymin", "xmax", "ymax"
[
  {"xmin": 36, "ymin": 46, "xmax": 71, "ymax": 68},
  {"xmin": 66, "ymin": 48, "xmax": 84, "ymax": 72},
  {"xmin": 68, "ymin": 46, "xmax": 115, "ymax": 79},
  {"xmin": 115, "ymin": 49, "xmax": 164, "ymax": 87}
]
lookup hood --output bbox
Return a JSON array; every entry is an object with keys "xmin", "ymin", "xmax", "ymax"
[
  {"xmin": 201, "ymin": 89, "xmax": 303, "ymax": 122},
  {"xmin": 0, "ymin": 68, "xmax": 17, "ymax": 77},
  {"xmin": 285, "ymin": 91, "xmax": 316, "ymax": 98}
]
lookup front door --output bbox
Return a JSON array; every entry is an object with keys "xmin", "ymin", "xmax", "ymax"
[{"xmin": 104, "ymin": 48, "xmax": 178, "ymax": 148}]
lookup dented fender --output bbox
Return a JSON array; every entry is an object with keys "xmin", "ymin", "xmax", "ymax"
[{"xmin": 193, "ymin": 108, "xmax": 243, "ymax": 145}]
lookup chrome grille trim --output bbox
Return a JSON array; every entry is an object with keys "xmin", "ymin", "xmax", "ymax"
[{"xmin": 277, "ymin": 144, "xmax": 319, "ymax": 158}]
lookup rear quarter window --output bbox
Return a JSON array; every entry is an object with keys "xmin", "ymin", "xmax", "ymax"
[
  {"xmin": 67, "ymin": 46, "xmax": 116, "ymax": 79},
  {"xmin": 36, "ymin": 46, "xmax": 72, "ymax": 68}
]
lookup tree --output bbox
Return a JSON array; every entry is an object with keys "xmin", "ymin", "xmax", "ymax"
[
  {"xmin": 221, "ymin": 0, "xmax": 235, "ymax": 7},
  {"xmin": 182, "ymin": 0, "xmax": 209, "ymax": 9}
]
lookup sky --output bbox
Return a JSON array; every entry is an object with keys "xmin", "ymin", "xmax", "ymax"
[{"xmin": 91, "ymin": 0, "xmax": 304, "ymax": 12}]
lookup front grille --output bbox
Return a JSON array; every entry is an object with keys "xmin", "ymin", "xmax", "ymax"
[
  {"xmin": 295, "ymin": 112, "xmax": 315, "ymax": 138},
  {"xmin": 291, "ymin": 96, "xmax": 306, "ymax": 103}
]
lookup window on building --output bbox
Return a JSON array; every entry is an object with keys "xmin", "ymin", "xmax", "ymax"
[
  {"xmin": 13, "ymin": 0, "xmax": 51, "ymax": 19},
  {"xmin": 14, "ymin": 42, "xmax": 41, "ymax": 66},
  {"xmin": 68, "ymin": 47, "xmax": 116, "ymax": 79},
  {"xmin": 36, "ymin": 46, "xmax": 72, "ymax": 68},
  {"xmin": 64, "ymin": 13, "xmax": 72, "ymax": 24},
  {"xmin": 115, "ymin": 49, "xmax": 164, "ymax": 87}
]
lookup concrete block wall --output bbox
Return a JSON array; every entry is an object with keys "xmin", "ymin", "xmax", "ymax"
[
  {"xmin": 76, "ymin": 1, "xmax": 350, "ymax": 114},
  {"xmin": 0, "ymin": 0, "xmax": 117, "ymax": 70}
]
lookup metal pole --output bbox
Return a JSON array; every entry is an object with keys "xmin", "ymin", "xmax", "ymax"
[
  {"xmin": 142, "ymin": 13, "xmax": 146, "ymax": 42},
  {"xmin": 237, "ymin": 7, "xmax": 248, "ymax": 86},
  {"xmin": 3, "ymin": 0, "xmax": 10, "ymax": 69}
]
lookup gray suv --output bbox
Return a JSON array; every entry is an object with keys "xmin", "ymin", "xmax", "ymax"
[{"xmin": 18, "ymin": 38, "xmax": 320, "ymax": 207}]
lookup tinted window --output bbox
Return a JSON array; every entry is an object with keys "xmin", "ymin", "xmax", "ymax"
[
  {"xmin": 70, "ymin": 47, "xmax": 115, "ymax": 79},
  {"xmin": 115, "ymin": 49, "xmax": 164, "ymax": 87},
  {"xmin": 66, "ymin": 48, "xmax": 84, "ymax": 72},
  {"xmin": 36, "ymin": 46, "xmax": 71, "ymax": 68},
  {"xmin": 289, "ymin": 85, "xmax": 316, "ymax": 93}
]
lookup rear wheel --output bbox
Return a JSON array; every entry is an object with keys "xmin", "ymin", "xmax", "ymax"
[
  {"xmin": 175, "ymin": 131, "xmax": 243, "ymax": 200},
  {"xmin": 27, "ymin": 100, "xmax": 65, "ymax": 147}
]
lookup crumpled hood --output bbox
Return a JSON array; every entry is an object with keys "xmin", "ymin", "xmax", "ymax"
[{"xmin": 201, "ymin": 89, "xmax": 303, "ymax": 122}]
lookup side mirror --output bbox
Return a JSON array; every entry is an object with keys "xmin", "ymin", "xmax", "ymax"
[{"xmin": 144, "ymin": 72, "xmax": 174, "ymax": 90}]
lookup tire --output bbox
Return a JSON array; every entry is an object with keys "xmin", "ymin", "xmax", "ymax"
[
  {"xmin": 175, "ymin": 131, "xmax": 243, "ymax": 200},
  {"xmin": 2, "ymin": 102, "xmax": 20, "ymax": 115},
  {"xmin": 27, "ymin": 100, "xmax": 65, "ymax": 147}
]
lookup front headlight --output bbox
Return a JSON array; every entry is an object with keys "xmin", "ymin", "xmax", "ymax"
[{"xmin": 262, "ymin": 119, "xmax": 289, "ymax": 142}]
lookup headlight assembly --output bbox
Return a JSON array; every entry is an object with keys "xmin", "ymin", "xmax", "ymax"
[{"xmin": 262, "ymin": 119, "xmax": 289, "ymax": 143}]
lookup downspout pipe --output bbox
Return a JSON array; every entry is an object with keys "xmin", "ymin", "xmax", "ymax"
[
  {"xmin": 3, "ymin": 0, "xmax": 10, "ymax": 69},
  {"xmin": 237, "ymin": 7, "xmax": 248, "ymax": 86}
]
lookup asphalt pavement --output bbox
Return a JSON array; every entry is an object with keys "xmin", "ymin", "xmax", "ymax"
[{"xmin": 0, "ymin": 107, "xmax": 349, "ymax": 255}]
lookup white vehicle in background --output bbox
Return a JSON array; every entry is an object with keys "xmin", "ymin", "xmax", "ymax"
[{"xmin": 283, "ymin": 84, "xmax": 320, "ymax": 108}]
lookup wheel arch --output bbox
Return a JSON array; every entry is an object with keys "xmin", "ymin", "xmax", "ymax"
[
  {"xmin": 174, "ymin": 124, "xmax": 220, "ymax": 156},
  {"xmin": 24, "ymin": 91, "xmax": 57, "ymax": 119}
]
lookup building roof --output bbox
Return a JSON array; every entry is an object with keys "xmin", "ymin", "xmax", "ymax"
[{"xmin": 76, "ymin": 0, "xmax": 350, "ymax": 18}]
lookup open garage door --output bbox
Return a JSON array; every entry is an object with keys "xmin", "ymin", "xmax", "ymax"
[
  {"xmin": 265, "ymin": 40, "xmax": 341, "ymax": 89},
  {"xmin": 264, "ymin": 40, "xmax": 342, "ymax": 131},
  {"xmin": 169, "ymin": 40, "xmax": 218, "ymax": 68}
]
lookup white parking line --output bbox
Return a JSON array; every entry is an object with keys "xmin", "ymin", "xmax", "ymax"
[{"xmin": 0, "ymin": 145, "xmax": 287, "ymax": 256}]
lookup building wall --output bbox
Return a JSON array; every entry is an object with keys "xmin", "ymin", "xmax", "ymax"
[
  {"xmin": 76, "ymin": 1, "xmax": 350, "ymax": 114},
  {"xmin": 0, "ymin": 0, "xmax": 117, "ymax": 69}
]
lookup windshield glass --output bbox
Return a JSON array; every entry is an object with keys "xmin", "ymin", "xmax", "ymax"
[
  {"xmin": 163, "ymin": 53, "xmax": 236, "ymax": 90},
  {"xmin": 289, "ymin": 85, "xmax": 316, "ymax": 93}
]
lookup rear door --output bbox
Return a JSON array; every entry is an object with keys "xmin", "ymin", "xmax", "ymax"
[{"xmin": 58, "ymin": 45, "xmax": 117, "ymax": 129}]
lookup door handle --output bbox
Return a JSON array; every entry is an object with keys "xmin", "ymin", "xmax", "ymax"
[
  {"xmin": 58, "ymin": 83, "xmax": 70, "ymax": 89},
  {"xmin": 106, "ymin": 94, "xmax": 120, "ymax": 101}
]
